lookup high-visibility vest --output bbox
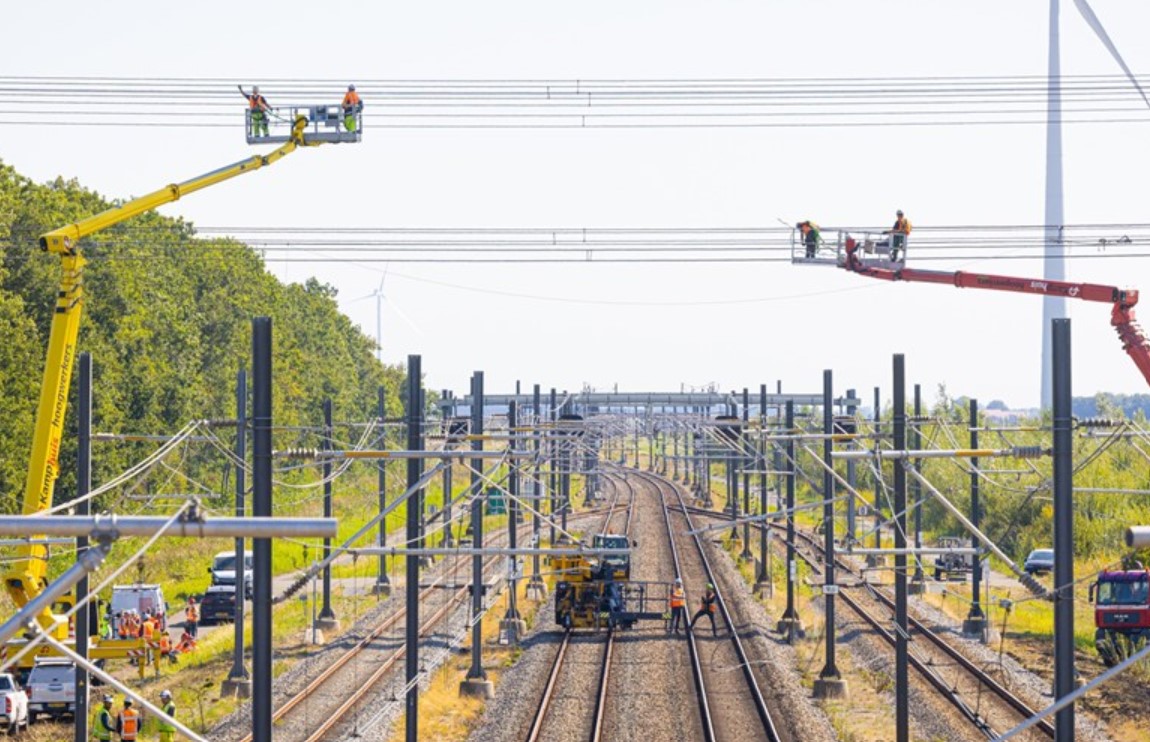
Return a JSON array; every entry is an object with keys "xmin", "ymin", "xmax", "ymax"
[
  {"xmin": 669, "ymin": 587, "xmax": 685, "ymax": 609},
  {"xmin": 342, "ymin": 91, "xmax": 361, "ymax": 109},
  {"xmin": 159, "ymin": 634, "xmax": 171, "ymax": 654},
  {"xmin": 186, "ymin": 605, "xmax": 199, "ymax": 623},
  {"xmin": 158, "ymin": 702, "xmax": 177, "ymax": 732},
  {"xmin": 93, "ymin": 708, "xmax": 114, "ymax": 740},
  {"xmin": 119, "ymin": 708, "xmax": 140, "ymax": 740},
  {"xmin": 700, "ymin": 592, "xmax": 717, "ymax": 613},
  {"xmin": 893, "ymin": 217, "xmax": 911, "ymax": 234},
  {"xmin": 142, "ymin": 620, "xmax": 155, "ymax": 640},
  {"xmin": 249, "ymin": 94, "xmax": 268, "ymax": 111}
]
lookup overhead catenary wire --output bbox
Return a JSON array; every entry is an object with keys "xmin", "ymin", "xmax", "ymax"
[{"xmin": 1, "ymin": 73, "xmax": 1150, "ymax": 128}]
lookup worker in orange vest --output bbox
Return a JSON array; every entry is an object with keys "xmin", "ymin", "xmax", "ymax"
[
  {"xmin": 689, "ymin": 583, "xmax": 720, "ymax": 637},
  {"xmin": 117, "ymin": 697, "xmax": 141, "ymax": 741},
  {"xmin": 175, "ymin": 631, "xmax": 197, "ymax": 655},
  {"xmin": 240, "ymin": 85, "xmax": 271, "ymax": 138},
  {"xmin": 342, "ymin": 84, "xmax": 363, "ymax": 133},
  {"xmin": 667, "ymin": 577, "xmax": 687, "ymax": 635},
  {"xmin": 159, "ymin": 632, "xmax": 176, "ymax": 664},
  {"xmin": 184, "ymin": 597, "xmax": 199, "ymax": 638},
  {"xmin": 141, "ymin": 613, "xmax": 155, "ymax": 641}
]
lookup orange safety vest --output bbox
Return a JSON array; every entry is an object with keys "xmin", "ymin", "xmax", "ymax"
[
  {"xmin": 119, "ymin": 708, "xmax": 140, "ymax": 740},
  {"xmin": 342, "ymin": 90, "xmax": 361, "ymax": 108},
  {"xmin": 893, "ymin": 216, "xmax": 911, "ymax": 234},
  {"xmin": 700, "ymin": 591, "xmax": 717, "ymax": 614},
  {"xmin": 669, "ymin": 587, "xmax": 685, "ymax": 609},
  {"xmin": 159, "ymin": 634, "xmax": 171, "ymax": 654},
  {"xmin": 249, "ymin": 94, "xmax": 268, "ymax": 111},
  {"xmin": 186, "ymin": 604, "xmax": 199, "ymax": 623},
  {"xmin": 177, "ymin": 636, "xmax": 196, "ymax": 653},
  {"xmin": 142, "ymin": 620, "xmax": 155, "ymax": 640}
]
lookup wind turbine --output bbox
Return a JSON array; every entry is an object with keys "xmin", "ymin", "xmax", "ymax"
[
  {"xmin": 1041, "ymin": 0, "xmax": 1150, "ymax": 407},
  {"xmin": 353, "ymin": 266, "xmax": 422, "ymax": 364}
]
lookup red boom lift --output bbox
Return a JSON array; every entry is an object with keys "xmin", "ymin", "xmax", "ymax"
[
  {"xmin": 791, "ymin": 230, "xmax": 1150, "ymax": 387},
  {"xmin": 794, "ymin": 229, "xmax": 1150, "ymax": 666}
]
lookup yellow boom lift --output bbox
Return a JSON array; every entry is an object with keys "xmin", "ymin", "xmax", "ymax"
[{"xmin": 5, "ymin": 108, "xmax": 353, "ymax": 673}]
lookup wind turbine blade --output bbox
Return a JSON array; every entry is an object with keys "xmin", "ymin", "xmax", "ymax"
[
  {"xmin": 386, "ymin": 297, "xmax": 423, "ymax": 335},
  {"xmin": 1072, "ymin": 0, "xmax": 1150, "ymax": 109}
]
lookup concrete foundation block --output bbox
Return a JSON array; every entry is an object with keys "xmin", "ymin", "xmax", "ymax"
[
  {"xmin": 962, "ymin": 616, "xmax": 989, "ymax": 642},
  {"xmin": 314, "ymin": 616, "xmax": 341, "ymax": 633},
  {"xmin": 220, "ymin": 677, "xmax": 252, "ymax": 699},
  {"xmin": 813, "ymin": 677, "xmax": 849, "ymax": 700},
  {"xmin": 500, "ymin": 618, "xmax": 528, "ymax": 645},
  {"xmin": 776, "ymin": 616, "xmax": 805, "ymax": 639},
  {"xmin": 370, "ymin": 581, "xmax": 392, "ymax": 597},
  {"xmin": 459, "ymin": 677, "xmax": 496, "ymax": 699}
]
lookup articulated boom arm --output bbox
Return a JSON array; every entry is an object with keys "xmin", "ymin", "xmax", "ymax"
[
  {"xmin": 843, "ymin": 254, "xmax": 1150, "ymax": 389},
  {"xmin": 8, "ymin": 117, "xmax": 315, "ymax": 634}
]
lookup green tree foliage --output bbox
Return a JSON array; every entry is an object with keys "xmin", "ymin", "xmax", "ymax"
[{"xmin": 0, "ymin": 160, "xmax": 406, "ymax": 512}]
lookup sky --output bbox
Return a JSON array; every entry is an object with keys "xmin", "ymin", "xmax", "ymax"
[{"xmin": 5, "ymin": 1, "xmax": 1150, "ymax": 409}]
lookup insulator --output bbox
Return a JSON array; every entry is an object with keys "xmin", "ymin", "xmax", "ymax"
[
  {"xmin": 1010, "ymin": 446, "xmax": 1046, "ymax": 459},
  {"xmin": 1075, "ymin": 417, "xmax": 1121, "ymax": 429},
  {"xmin": 280, "ymin": 447, "xmax": 320, "ymax": 460}
]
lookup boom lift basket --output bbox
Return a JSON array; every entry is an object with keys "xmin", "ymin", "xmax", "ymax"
[
  {"xmin": 246, "ymin": 105, "xmax": 362, "ymax": 144},
  {"xmin": 791, "ymin": 229, "xmax": 909, "ymax": 269}
]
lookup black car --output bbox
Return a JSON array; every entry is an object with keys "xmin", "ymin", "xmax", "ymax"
[{"xmin": 198, "ymin": 587, "xmax": 238, "ymax": 625}]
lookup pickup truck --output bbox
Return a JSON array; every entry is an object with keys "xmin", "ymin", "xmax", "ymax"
[
  {"xmin": 26, "ymin": 659, "xmax": 75, "ymax": 721},
  {"xmin": 0, "ymin": 672, "xmax": 29, "ymax": 732}
]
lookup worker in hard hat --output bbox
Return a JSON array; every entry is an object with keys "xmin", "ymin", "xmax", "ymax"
[
  {"xmin": 240, "ymin": 85, "xmax": 271, "ymax": 138},
  {"xmin": 667, "ymin": 577, "xmax": 687, "ymax": 634},
  {"xmin": 157, "ymin": 689, "xmax": 177, "ymax": 742},
  {"xmin": 689, "ymin": 582, "xmax": 721, "ymax": 637},
  {"xmin": 117, "ymin": 697, "xmax": 140, "ymax": 741},
  {"xmin": 342, "ymin": 84, "xmax": 363, "ymax": 133},
  {"xmin": 883, "ymin": 209, "xmax": 911, "ymax": 263},
  {"xmin": 93, "ymin": 694, "xmax": 116, "ymax": 741}
]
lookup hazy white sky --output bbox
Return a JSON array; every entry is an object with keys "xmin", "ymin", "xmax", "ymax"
[{"xmin": 6, "ymin": 1, "xmax": 1150, "ymax": 408}]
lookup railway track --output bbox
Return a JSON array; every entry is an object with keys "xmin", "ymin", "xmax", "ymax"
[
  {"xmin": 525, "ymin": 474, "xmax": 633, "ymax": 742},
  {"xmin": 232, "ymin": 493, "xmax": 599, "ymax": 742},
  {"xmin": 685, "ymin": 502, "xmax": 1054, "ymax": 739},
  {"xmin": 643, "ymin": 470, "xmax": 784, "ymax": 742},
  {"xmin": 788, "ymin": 527, "xmax": 1055, "ymax": 740}
]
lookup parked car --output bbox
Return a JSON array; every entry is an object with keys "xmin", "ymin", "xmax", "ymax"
[
  {"xmin": 199, "ymin": 586, "xmax": 238, "ymax": 626},
  {"xmin": 0, "ymin": 672, "xmax": 29, "ymax": 733},
  {"xmin": 209, "ymin": 551, "xmax": 253, "ymax": 598},
  {"xmin": 26, "ymin": 659, "xmax": 74, "ymax": 721},
  {"xmin": 1025, "ymin": 548, "xmax": 1055, "ymax": 575}
]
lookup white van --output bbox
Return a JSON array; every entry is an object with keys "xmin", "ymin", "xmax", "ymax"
[
  {"xmin": 209, "ymin": 551, "xmax": 253, "ymax": 597},
  {"xmin": 110, "ymin": 584, "xmax": 168, "ymax": 632},
  {"xmin": 26, "ymin": 660, "xmax": 74, "ymax": 721}
]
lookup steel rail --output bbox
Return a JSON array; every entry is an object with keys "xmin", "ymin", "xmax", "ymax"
[
  {"xmin": 647, "ymin": 471, "xmax": 783, "ymax": 742},
  {"xmin": 788, "ymin": 527, "xmax": 1056, "ymax": 739},
  {"xmin": 689, "ymin": 503, "xmax": 1055, "ymax": 738},
  {"xmin": 234, "ymin": 552, "xmax": 500, "ymax": 742},
  {"xmin": 525, "ymin": 629, "xmax": 573, "ymax": 742},
  {"xmin": 527, "ymin": 472, "xmax": 633, "ymax": 742},
  {"xmin": 651, "ymin": 472, "xmax": 717, "ymax": 742}
]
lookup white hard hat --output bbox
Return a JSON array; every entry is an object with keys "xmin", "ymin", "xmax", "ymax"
[
  {"xmin": 674, "ymin": 577, "xmax": 683, "ymax": 585},
  {"xmin": 160, "ymin": 689, "xmax": 172, "ymax": 700}
]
